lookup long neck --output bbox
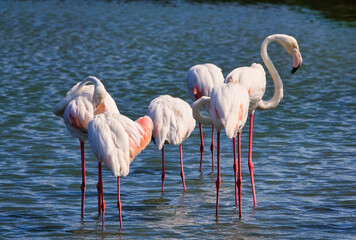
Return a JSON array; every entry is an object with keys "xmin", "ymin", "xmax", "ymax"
[
  {"xmin": 52, "ymin": 76, "xmax": 104, "ymax": 116},
  {"xmin": 192, "ymin": 96, "xmax": 213, "ymax": 125},
  {"xmin": 258, "ymin": 35, "xmax": 283, "ymax": 110}
]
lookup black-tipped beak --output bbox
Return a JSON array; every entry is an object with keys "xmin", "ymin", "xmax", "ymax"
[{"xmin": 291, "ymin": 65, "xmax": 300, "ymax": 74}]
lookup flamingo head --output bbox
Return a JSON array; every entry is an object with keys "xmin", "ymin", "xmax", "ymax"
[{"xmin": 278, "ymin": 35, "xmax": 303, "ymax": 74}]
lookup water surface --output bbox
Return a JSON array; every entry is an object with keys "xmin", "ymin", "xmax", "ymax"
[{"xmin": 0, "ymin": 1, "xmax": 355, "ymax": 239}]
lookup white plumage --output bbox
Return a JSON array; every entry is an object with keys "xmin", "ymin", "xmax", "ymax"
[
  {"xmin": 148, "ymin": 95, "xmax": 195, "ymax": 150},
  {"xmin": 147, "ymin": 95, "xmax": 196, "ymax": 192}
]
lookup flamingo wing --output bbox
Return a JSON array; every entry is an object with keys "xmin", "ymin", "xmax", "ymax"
[
  {"xmin": 210, "ymin": 83, "xmax": 249, "ymax": 138},
  {"xmin": 148, "ymin": 95, "xmax": 195, "ymax": 149}
]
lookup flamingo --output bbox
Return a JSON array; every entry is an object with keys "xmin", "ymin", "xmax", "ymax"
[
  {"xmin": 192, "ymin": 82, "xmax": 249, "ymax": 218},
  {"xmin": 52, "ymin": 76, "xmax": 119, "ymax": 218},
  {"xmin": 88, "ymin": 112, "xmax": 153, "ymax": 228},
  {"xmin": 187, "ymin": 63, "xmax": 224, "ymax": 173},
  {"xmin": 225, "ymin": 34, "xmax": 303, "ymax": 208},
  {"xmin": 147, "ymin": 95, "xmax": 196, "ymax": 192}
]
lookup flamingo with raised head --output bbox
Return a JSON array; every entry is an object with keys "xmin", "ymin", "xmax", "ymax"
[
  {"xmin": 88, "ymin": 112, "xmax": 153, "ymax": 228},
  {"xmin": 53, "ymin": 76, "xmax": 119, "ymax": 218},
  {"xmin": 192, "ymin": 82, "xmax": 249, "ymax": 218},
  {"xmin": 225, "ymin": 34, "xmax": 303, "ymax": 208},
  {"xmin": 147, "ymin": 95, "xmax": 196, "ymax": 192},
  {"xmin": 187, "ymin": 63, "xmax": 224, "ymax": 173}
]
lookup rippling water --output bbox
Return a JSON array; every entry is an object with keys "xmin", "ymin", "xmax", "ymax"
[{"xmin": 0, "ymin": 1, "xmax": 355, "ymax": 239}]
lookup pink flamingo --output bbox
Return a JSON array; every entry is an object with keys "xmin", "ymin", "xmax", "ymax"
[
  {"xmin": 147, "ymin": 95, "xmax": 196, "ymax": 192},
  {"xmin": 187, "ymin": 63, "xmax": 224, "ymax": 173},
  {"xmin": 192, "ymin": 82, "xmax": 249, "ymax": 218},
  {"xmin": 225, "ymin": 34, "xmax": 303, "ymax": 208},
  {"xmin": 88, "ymin": 112, "xmax": 153, "ymax": 228},
  {"xmin": 53, "ymin": 76, "xmax": 119, "ymax": 218}
]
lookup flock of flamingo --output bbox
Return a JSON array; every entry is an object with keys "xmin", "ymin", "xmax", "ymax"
[{"xmin": 53, "ymin": 34, "xmax": 302, "ymax": 228}]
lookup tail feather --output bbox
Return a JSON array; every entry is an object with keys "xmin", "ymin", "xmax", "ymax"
[{"xmin": 129, "ymin": 116, "xmax": 153, "ymax": 162}]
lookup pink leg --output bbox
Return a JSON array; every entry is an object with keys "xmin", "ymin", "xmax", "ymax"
[
  {"xmin": 210, "ymin": 125, "xmax": 215, "ymax": 173},
  {"xmin": 180, "ymin": 144, "xmax": 186, "ymax": 192},
  {"xmin": 237, "ymin": 133, "xmax": 242, "ymax": 218},
  {"xmin": 216, "ymin": 132, "xmax": 221, "ymax": 216},
  {"xmin": 232, "ymin": 137, "xmax": 237, "ymax": 206},
  {"xmin": 117, "ymin": 177, "xmax": 123, "ymax": 228},
  {"xmin": 199, "ymin": 123, "xmax": 204, "ymax": 173},
  {"xmin": 97, "ymin": 163, "xmax": 102, "ymax": 215},
  {"xmin": 80, "ymin": 141, "xmax": 86, "ymax": 219},
  {"xmin": 98, "ymin": 162, "xmax": 106, "ymax": 228},
  {"xmin": 161, "ymin": 146, "xmax": 165, "ymax": 192},
  {"xmin": 248, "ymin": 114, "xmax": 257, "ymax": 208}
]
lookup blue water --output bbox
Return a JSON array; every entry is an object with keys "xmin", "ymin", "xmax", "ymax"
[{"xmin": 0, "ymin": 1, "xmax": 355, "ymax": 239}]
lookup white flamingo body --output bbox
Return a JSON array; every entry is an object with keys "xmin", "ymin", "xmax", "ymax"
[
  {"xmin": 187, "ymin": 63, "xmax": 224, "ymax": 172},
  {"xmin": 225, "ymin": 63, "xmax": 266, "ymax": 114},
  {"xmin": 88, "ymin": 113, "xmax": 152, "ymax": 177},
  {"xmin": 192, "ymin": 82, "xmax": 249, "ymax": 218},
  {"xmin": 147, "ymin": 95, "xmax": 196, "ymax": 192},
  {"xmin": 224, "ymin": 34, "xmax": 303, "ymax": 209},
  {"xmin": 53, "ymin": 76, "xmax": 119, "ymax": 218},
  {"xmin": 88, "ymin": 112, "xmax": 153, "ymax": 228},
  {"xmin": 210, "ymin": 83, "xmax": 250, "ymax": 137}
]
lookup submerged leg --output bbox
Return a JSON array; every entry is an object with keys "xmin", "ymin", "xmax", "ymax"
[
  {"xmin": 199, "ymin": 123, "xmax": 204, "ymax": 173},
  {"xmin": 232, "ymin": 137, "xmax": 237, "ymax": 206},
  {"xmin": 180, "ymin": 144, "xmax": 187, "ymax": 192},
  {"xmin": 238, "ymin": 133, "xmax": 242, "ymax": 218},
  {"xmin": 161, "ymin": 146, "xmax": 166, "ymax": 192},
  {"xmin": 210, "ymin": 125, "xmax": 215, "ymax": 173},
  {"xmin": 117, "ymin": 177, "xmax": 123, "ymax": 228},
  {"xmin": 248, "ymin": 114, "xmax": 257, "ymax": 208},
  {"xmin": 80, "ymin": 141, "xmax": 86, "ymax": 219},
  {"xmin": 216, "ymin": 132, "xmax": 221, "ymax": 217}
]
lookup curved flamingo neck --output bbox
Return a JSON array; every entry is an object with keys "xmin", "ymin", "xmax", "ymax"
[
  {"xmin": 53, "ymin": 76, "xmax": 105, "ymax": 116},
  {"xmin": 258, "ymin": 35, "xmax": 283, "ymax": 110},
  {"xmin": 192, "ymin": 96, "xmax": 213, "ymax": 126}
]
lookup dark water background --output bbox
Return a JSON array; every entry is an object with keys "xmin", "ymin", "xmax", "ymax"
[{"xmin": 0, "ymin": 1, "xmax": 355, "ymax": 239}]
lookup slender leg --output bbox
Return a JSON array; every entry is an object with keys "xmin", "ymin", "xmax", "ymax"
[
  {"xmin": 210, "ymin": 125, "xmax": 215, "ymax": 173},
  {"xmin": 80, "ymin": 141, "xmax": 86, "ymax": 219},
  {"xmin": 248, "ymin": 114, "xmax": 257, "ymax": 208},
  {"xmin": 117, "ymin": 177, "xmax": 123, "ymax": 228},
  {"xmin": 199, "ymin": 123, "xmax": 204, "ymax": 173},
  {"xmin": 216, "ymin": 132, "xmax": 221, "ymax": 216},
  {"xmin": 180, "ymin": 144, "xmax": 186, "ymax": 192},
  {"xmin": 97, "ymin": 163, "xmax": 102, "ymax": 215},
  {"xmin": 161, "ymin": 146, "xmax": 166, "ymax": 192},
  {"xmin": 237, "ymin": 133, "xmax": 242, "ymax": 218},
  {"xmin": 98, "ymin": 162, "xmax": 106, "ymax": 228},
  {"xmin": 232, "ymin": 137, "xmax": 237, "ymax": 206}
]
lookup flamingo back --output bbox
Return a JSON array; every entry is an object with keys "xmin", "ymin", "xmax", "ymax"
[
  {"xmin": 225, "ymin": 63, "xmax": 266, "ymax": 114},
  {"xmin": 210, "ymin": 83, "xmax": 249, "ymax": 138},
  {"xmin": 147, "ymin": 95, "xmax": 196, "ymax": 150},
  {"xmin": 63, "ymin": 85, "xmax": 95, "ymax": 141},
  {"xmin": 88, "ymin": 112, "xmax": 152, "ymax": 177},
  {"xmin": 187, "ymin": 63, "xmax": 224, "ymax": 101}
]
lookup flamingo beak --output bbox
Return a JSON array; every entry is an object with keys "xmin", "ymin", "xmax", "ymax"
[{"xmin": 291, "ymin": 50, "xmax": 302, "ymax": 74}]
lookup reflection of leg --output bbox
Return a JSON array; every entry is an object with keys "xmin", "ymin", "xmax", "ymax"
[
  {"xmin": 199, "ymin": 123, "xmax": 204, "ymax": 172},
  {"xmin": 248, "ymin": 114, "xmax": 257, "ymax": 208},
  {"xmin": 210, "ymin": 125, "xmax": 215, "ymax": 173},
  {"xmin": 215, "ymin": 132, "xmax": 221, "ymax": 217},
  {"xmin": 233, "ymin": 138, "xmax": 237, "ymax": 206},
  {"xmin": 80, "ymin": 141, "xmax": 86, "ymax": 219},
  {"xmin": 117, "ymin": 177, "xmax": 123, "ymax": 228},
  {"xmin": 238, "ymin": 133, "xmax": 242, "ymax": 218},
  {"xmin": 161, "ymin": 146, "xmax": 165, "ymax": 192},
  {"xmin": 180, "ymin": 144, "xmax": 186, "ymax": 192}
]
